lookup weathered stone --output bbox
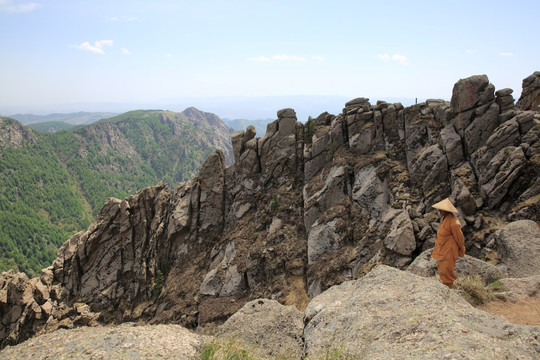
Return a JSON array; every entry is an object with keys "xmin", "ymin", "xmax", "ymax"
[
  {"xmin": 39, "ymin": 267, "xmax": 54, "ymax": 287},
  {"xmin": 479, "ymin": 147, "xmax": 526, "ymax": 208},
  {"xmin": 219, "ymin": 265, "xmax": 245, "ymax": 297},
  {"xmin": 304, "ymin": 265, "xmax": 537, "ymax": 359},
  {"xmin": 409, "ymin": 144, "xmax": 449, "ymax": 199},
  {"xmin": 218, "ymin": 299, "xmax": 304, "ymax": 359},
  {"xmin": 494, "ymin": 220, "xmax": 540, "ymax": 277},
  {"xmin": 516, "ymin": 71, "xmax": 540, "ymax": 110},
  {"xmin": 382, "ymin": 209, "xmax": 416, "ymax": 256},
  {"xmin": 464, "ymin": 101, "xmax": 500, "ymax": 155},
  {"xmin": 304, "ymin": 166, "xmax": 347, "ymax": 230},
  {"xmin": 471, "ymin": 119, "xmax": 521, "ymax": 173},
  {"xmin": 308, "ymin": 219, "xmax": 340, "ymax": 264},
  {"xmin": 352, "ymin": 164, "xmax": 389, "ymax": 218},
  {"xmin": 198, "ymin": 151, "xmax": 226, "ymax": 232},
  {"xmin": 231, "ymin": 130, "xmax": 245, "ymax": 164},
  {"xmin": 199, "ymin": 268, "xmax": 222, "ymax": 297},
  {"xmin": 439, "ymin": 124, "xmax": 464, "ymax": 166},
  {"xmin": 450, "ymin": 74, "xmax": 491, "ymax": 114}
]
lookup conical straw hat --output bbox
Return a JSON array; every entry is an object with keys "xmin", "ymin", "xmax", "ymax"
[{"xmin": 432, "ymin": 198, "xmax": 458, "ymax": 213}]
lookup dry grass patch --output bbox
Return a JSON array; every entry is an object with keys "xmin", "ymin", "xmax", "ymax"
[{"xmin": 454, "ymin": 275, "xmax": 508, "ymax": 307}]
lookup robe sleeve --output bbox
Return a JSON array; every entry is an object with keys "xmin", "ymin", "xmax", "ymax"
[{"xmin": 451, "ymin": 219, "xmax": 465, "ymax": 257}]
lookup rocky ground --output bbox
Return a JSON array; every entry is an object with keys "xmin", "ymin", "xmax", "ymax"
[{"xmin": 1, "ymin": 265, "xmax": 538, "ymax": 359}]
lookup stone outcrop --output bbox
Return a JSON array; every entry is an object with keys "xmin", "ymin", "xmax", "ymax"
[
  {"xmin": 2, "ymin": 72, "xmax": 540, "ymax": 351},
  {"xmin": 0, "ymin": 117, "xmax": 36, "ymax": 148},
  {"xmin": 217, "ymin": 299, "xmax": 304, "ymax": 359},
  {"xmin": 0, "ymin": 268, "xmax": 99, "ymax": 349},
  {"xmin": 303, "ymin": 265, "xmax": 539, "ymax": 359},
  {"xmin": 491, "ymin": 220, "xmax": 540, "ymax": 278},
  {"xmin": 516, "ymin": 71, "xmax": 540, "ymax": 111}
]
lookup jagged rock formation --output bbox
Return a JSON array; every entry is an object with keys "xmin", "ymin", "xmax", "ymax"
[
  {"xmin": 1, "ymin": 73, "xmax": 539, "ymax": 350},
  {"xmin": 517, "ymin": 71, "xmax": 540, "ymax": 111}
]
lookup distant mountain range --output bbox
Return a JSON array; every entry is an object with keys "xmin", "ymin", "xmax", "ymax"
[
  {"xmin": 0, "ymin": 108, "xmax": 233, "ymax": 276},
  {"xmin": 3, "ymin": 95, "xmax": 421, "ymax": 126},
  {"xmin": 9, "ymin": 111, "xmax": 119, "ymax": 126}
]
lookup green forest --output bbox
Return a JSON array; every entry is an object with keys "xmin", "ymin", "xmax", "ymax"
[{"xmin": 0, "ymin": 111, "xmax": 229, "ymax": 277}]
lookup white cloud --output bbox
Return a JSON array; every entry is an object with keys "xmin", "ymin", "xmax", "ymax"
[
  {"xmin": 72, "ymin": 40, "xmax": 114, "ymax": 54},
  {"xmin": 391, "ymin": 54, "xmax": 409, "ymax": 66},
  {"xmin": 121, "ymin": 48, "xmax": 131, "ymax": 55},
  {"xmin": 377, "ymin": 53, "xmax": 408, "ymax": 66},
  {"xmin": 165, "ymin": 54, "xmax": 173, "ymax": 58},
  {"xmin": 499, "ymin": 52, "xmax": 515, "ymax": 56},
  {"xmin": 312, "ymin": 56, "xmax": 325, "ymax": 61},
  {"xmin": 465, "ymin": 49, "xmax": 477, "ymax": 53},
  {"xmin": 0, "ymin": 0, "xmax": 40, "ymax": 13}
]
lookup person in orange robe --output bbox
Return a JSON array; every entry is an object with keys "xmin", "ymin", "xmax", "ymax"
[{"xmin": 431, "ymin": 198, "xmax": 465, "ymax": 288}]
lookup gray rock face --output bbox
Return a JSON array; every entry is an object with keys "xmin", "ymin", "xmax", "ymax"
[
  {"xmin": 198, "ymin": 150, "xmax": 227, "ymax": 232},
  {"xmin": 0, "ymin": 269, "xmax": 99, "ymax": 349},
  {"xmin": 382, "ymin": 209, "xmax": 415, "ymax": 257},
  {"xmin": 409, "ymin": 144, "xmax": 449, "ymax": 199},
  {"xmin": 479, "ymin": 146, "xmax": 526, "ymax": 209},
  {"xmin": 217, "ymin": 299, "xmax": 304, "ymax": 359},
  {"xmin": 304, "ymin": 265, "xmax": 539, "ymax": 359},
  {"xmin": 464, "ymin": 101, "xmax": 500, "ymax": 155},
  {"xmin": 258, "ymin": 109, "xmax": 298, "ymax": 179},
  {"xmin": 352, "ymin": 164, "xmax": 389, "ymax": 218},
  {"xmin": 304, "ymin": 165, "xmax": 348, "ymax": 231},
  {"xmin": 493, "ymin": 220, "xmax": 540, "ymax": 277},
  {"xmin": 232, "ymin": 126, "xmax": 260, "ymax": 175},
  {"xmin": 450, "ymin": 75, "xmax": 492, "ymax": 129},
  {"xmin": 496, "ymin": 88, "xmax": 515, "ymax": 112},
  {"xmin": 439, "ymin": 124, "xmax": 464, "ymax": 166},
  {"xmin": 53, "ymin": 183, "xmax": 171, "ymax": 312},
  {"xmin": 308, "ymin": 219, "xmax": 340, "ymax": 264},
  {"xmin": 516, "ymin": 71, "xmax": 540, "ymax": 110}
]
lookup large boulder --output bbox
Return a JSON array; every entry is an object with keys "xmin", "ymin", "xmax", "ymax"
[
  {"xmin": 450, "ymin": 75, "xmax": 495, "ymax": 134},
  {"xmin": 217, "ymin": 299, "xmax": 304, "ymax": 359},
  {"xmin": 382, "ymin": 209, "xmax": 416, "ymax": 257},
  {"xmin": 304, "ymin": 265, "xmax": 539, "ymax": 359},
  {"xmin": 493, "ymin": 220, "xmax": 540, "ymax": 277}
]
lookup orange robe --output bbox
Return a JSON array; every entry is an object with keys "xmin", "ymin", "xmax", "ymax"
[{"xmin": 431, "ymin": 213, "xmax": 465, "ymax": 287}]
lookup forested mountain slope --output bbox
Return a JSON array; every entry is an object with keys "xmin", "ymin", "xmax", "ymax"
[{"xmin": 0, "ymin": 108, "xmax": 233, "ymax": 276}]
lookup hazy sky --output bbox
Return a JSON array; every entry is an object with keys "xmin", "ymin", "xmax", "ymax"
[{"xmin": 1, "ymin": 0, "xmax": 538, "ymax": 116}]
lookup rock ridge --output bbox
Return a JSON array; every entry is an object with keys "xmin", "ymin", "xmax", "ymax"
[{"xmin": 1, "ymin": 72, "xmax": 539, "ymax": 351}]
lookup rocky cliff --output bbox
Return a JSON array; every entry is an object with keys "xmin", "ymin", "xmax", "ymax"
[{"xmin": 1, "ymin": 73, "xmax": 539, "ymax": 351}]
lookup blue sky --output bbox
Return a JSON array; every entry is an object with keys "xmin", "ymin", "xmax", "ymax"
[{"xmin": 0, "ymin": 0, "xmax": 538, "ymax": 118}]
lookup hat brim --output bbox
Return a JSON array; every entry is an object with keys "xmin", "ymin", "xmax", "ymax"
[{"xmin": 432, "ymin": 198, "xmax": 458, "ymax": 213}]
